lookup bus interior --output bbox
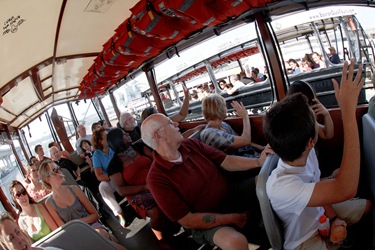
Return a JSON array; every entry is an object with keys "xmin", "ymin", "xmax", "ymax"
[{"xmin": 0, "ymin": 0, "xmax": 375, "ymax": 249}]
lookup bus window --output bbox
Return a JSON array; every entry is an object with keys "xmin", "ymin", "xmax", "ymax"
[
  {"xmin": 23, "ymin": 116, "xmax": 54, "ymax": 158},
  {"xmin": 273, "ymin": 6, "xmax": 374, "ymax": 108},
  {"xmin": 0, "ymin": 144, "xmax": 24, "ymax": 213},
  {"xmin": 99, "ymin": 95, "xmax": 118, "ymax": 127},
  {"xmin": 113, "ymin": 73, "xmax": 150, "ymax": 119},
  {"xmin": 154, "ymin": 22, "xmax": 273, "ymax": 121},
  {"xmin": 13, "ymin": 139, "xmax": 27, "ymax": 168},
  {"xmin": 71, "ymin": 100, "xmax": 101, "ymax": 134},
  {"xmin": 48, "ymin": 104, "xmax": 76, "ymax": 149}
]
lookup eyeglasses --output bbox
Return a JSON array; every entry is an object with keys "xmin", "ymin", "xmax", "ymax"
[
  {"xmin": 156, "ymin": 120, "xmax": 174, "ymax": 132},
  {"xmin": 14, "ymin": 189, "xmax": 27, "ymax": 198},
  {"xmin": 47, "ymin": 166, "xmax": 61, "ymax": 177}
]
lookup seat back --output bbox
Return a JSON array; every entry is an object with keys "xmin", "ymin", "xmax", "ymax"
[
  {"xmin": 32, "ymin": 220, "xmax": 118, "ymax": 249},
  {"xmin": 256, "ymin": 154, "xmax": 284, "ymax": 250},
  {"xmin": 69, "ymin": 150, "xmax": 86, "ymax": 168},
  {"xmin": 362, "ymin": 113, "xmax": 375, "ymax": 246},
  {"xmin": 61, "ymin": 168, "xmax": 78, "ymax": 186}
]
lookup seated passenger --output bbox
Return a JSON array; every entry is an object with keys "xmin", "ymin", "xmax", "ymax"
[
  {"xmin": 91, "ymin": 121, "xmax": 101, "ymax": 133},
  {"xmin": 328, "ymin": 46, "xmax": 341, "ymax": 64},
  {"xmin": 312, "ymin": 52, "xmax": 326, "ymax": 69},
  {"xmin": 91, "ymin": 128, "xmax": 126, "ymax": 228},
  {"xmin": 287, "ymin": 80, "xmax": 334, "ymax": 139},
  {"xmin": 39, "ymin": 161, "xmax": 127, "ymax": 250},
  {"xmin": 141, "ymin": 113, "xmax": 274, "ymax": 250},
  {"xmin": 226, "ymin": 74, "xmax": 245, "ymax": 95},
  {"xmin": 75, "ymin": 124, "xmax": 92, "ymax": 157},
  {"xmin": 200, "ymin": 94, "xmax": 264, "ymax": 156},
  {"xmin": 219, "ymin": 80, "xmax": 229, "ymax": 91},
  {"xmin": 249, "ymin": 70, "xmax": 259, "ymax": 83},
  {"xmin": 25, "ymin": 157, "xmax": 51, "ymax": 201},
  {"xmin": 79, "ymin": 139, "xmax": 94, "ymax": 171},
  {"xmin": 50, "ymin": 146, "xmax": 81, "ymax": 182},
  {"xmin": 265, "ymin": 60, "xmax": 371, "ymax": 250},
  {"xmin": 48, "ymin": 142, "xmax": 70, "ymax": 159},
  {"xmin": 50, "ymin": 146, "xmax": 99, "ymax": 201},
  {"xmin": 301, "ymin": 54, "xmax": 314, "ymax": 72},
  {"xmin": 119, "ymin": 112, "xmax": 142, "ymax": 142},
  {"xmin": 0, "ymin": 212, "xmax": 61, "ymax": 250},
  {"xmin": 288, "ymin": 59, "xmax": 301, "ymax": 74},
  {"xmin": 107, "ymin": 128, "xmax": 179, "ymax": 247},
  {"xmin": 255, "ymin": 68, "xmax": 267, "ymax": 81},
  {"xmin": 10, "ymin": 181, "xmax": 57, "ymax": 241},
  {"xmin": 35, "ymin": 145, "xmax": 51, "ymax": 163},
  {"xmin": 99, "ymin": 120, "xmax": 111, "ymax": 133},
  {"xmin": 191, "ymin": 89, "xmax": 199, "ymax": 101}
]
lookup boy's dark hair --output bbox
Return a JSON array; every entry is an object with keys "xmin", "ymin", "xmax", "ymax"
[
  {"xmin": 264, "ymin": 93, "xmax": 316, "ymax": 162},
  {"xmin": 34, "ymin": 144, "xmax": 42, "ymax": 153},
  {"xmin": 287, "ymin": 80, "xmax": 316, "ymax": 105},
  {"xmin": 48, "ymin": 141, "xmax": 56, "ymax": 148}
]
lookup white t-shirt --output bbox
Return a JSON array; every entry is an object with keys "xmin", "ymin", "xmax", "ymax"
[{"xmin": 266, "ymin": 149, "xmax": 324, "ymax": 250}]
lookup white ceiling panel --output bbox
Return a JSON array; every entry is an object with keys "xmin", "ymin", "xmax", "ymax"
[{"xmin": 0, "ymin": 0, "xmax": 62, "ymax": 88}]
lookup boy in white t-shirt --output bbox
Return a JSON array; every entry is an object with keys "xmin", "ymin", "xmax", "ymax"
[{"xmin": 264, "ymin": 60, "xmax": 371, "ymax": 250}]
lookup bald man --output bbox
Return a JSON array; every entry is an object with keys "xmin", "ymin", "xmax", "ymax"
[{"xmin": 141, "ymin": 113, "xmax": 273, "ymax": 250}]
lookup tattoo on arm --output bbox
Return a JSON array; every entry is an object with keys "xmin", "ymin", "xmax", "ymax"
[{"xmin": 202, "ymin": 215, "xmax": 216, "ymax": 224}]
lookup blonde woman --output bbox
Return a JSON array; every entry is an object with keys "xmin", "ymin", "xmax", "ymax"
[
  {"xmin": 39, "ymin": 161, "xmax": 127, "ymax": 250},
  {"xmin": 200, "ymin": 94, "xmax": 264, "ymax": 154},
  {"xmin": 0, "ymin": 213, "xmax": 61, "ymax": 250},
  {"xmin": 10, "ymin": 180, "xmax": 57, "ymax": 242},
  {"xmin": 24, "ymin": 157, "xmax": 50, "ymax": 201}
]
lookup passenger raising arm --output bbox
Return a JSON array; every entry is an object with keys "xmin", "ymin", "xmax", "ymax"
[
  {"xmin": 265, "ymin": 59, "xmax": 370, "ymax": 250},
  {"xmin": 311, "ymin": 59, "xmax": 364, "ymax": 205}
]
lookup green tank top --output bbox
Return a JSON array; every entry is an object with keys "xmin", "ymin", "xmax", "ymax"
[{"xmin": 21, "ymin": 204, "xmax": 52, "ymax": 241}]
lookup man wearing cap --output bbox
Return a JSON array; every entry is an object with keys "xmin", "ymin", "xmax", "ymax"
[{"xmin": 328, "ymin": 46, "xmax": 341, "ymax": 64}]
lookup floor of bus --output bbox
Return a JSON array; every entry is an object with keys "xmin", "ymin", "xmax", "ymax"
[
  {"xmin": 99, "ymin": 198, "xmax": 374, "ymax": 250},
  {"xmin": 101, "ymin": 206, "xmax": 268, "ymax": 250}
]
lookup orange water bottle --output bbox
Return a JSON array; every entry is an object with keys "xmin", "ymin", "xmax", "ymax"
[{"xmin": 318, "ymin": 215, "xmax": 330, "ymax": 237}]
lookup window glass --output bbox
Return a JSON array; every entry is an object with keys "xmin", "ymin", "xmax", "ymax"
[
  {"xmin": 100, "ymin": 95, "xmax": 117, "ymax": 127},
  {"xmin": 48, "ymin": 104, "xmax": 76, "ymax": 150},
  {"xmin": 154, "ymin": 22, "xmax": 273, "ymax": 121},
  {"xmin": 272, "ymin": 6, "xmax": 372, "ymax": 108},
  {"xmin": 12, "ymin": 139, "xmax": 27, "ymax": 167},
  {"xmin": 71, "ymin": 100, "xmax": 100, "ymax": 135},
  {"xmin": 22, "ymin": 115, "xmax": 54, "ymax": 159},
  {"xmin": 113, "ymin": 73, "xmax": 150, "ymax": 120},
  {"xmin": 0, "ymin": 144, "xmax": 24, "ymax": 213}
]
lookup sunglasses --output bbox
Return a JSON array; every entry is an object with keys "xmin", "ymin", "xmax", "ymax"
[
  {"xmin": 14, "ymin": 189, "xmax": 27, "ymax": 198},
  {"xmin": 47, "ymin": 166, "xmax": 61, "ymax": 177}
]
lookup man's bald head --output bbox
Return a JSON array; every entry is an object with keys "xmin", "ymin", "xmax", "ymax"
[
  {"xmin": 49, "ymin": 146, "xmax": 61, "ymax": 161},
  {"xmin": 141, "ymin": 113, "xmax": 166, "ymax": 150}
]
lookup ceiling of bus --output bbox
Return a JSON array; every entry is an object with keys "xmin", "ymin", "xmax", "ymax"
[
  {"xmin": 0, "ymin": 0, "xmax": 136, "ymax": 128},
  {"xmin": 0, "ymin": 0, "xmax": 371, "ymax": 129}
]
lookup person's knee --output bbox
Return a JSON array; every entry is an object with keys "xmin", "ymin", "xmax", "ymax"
[
  {"xmin": 99, "ymin": 182, "xmax": 111, "ymax": 193},
  {"xmin": 213, "ymin": 227, "xmax": 248, "ymax": 250}
]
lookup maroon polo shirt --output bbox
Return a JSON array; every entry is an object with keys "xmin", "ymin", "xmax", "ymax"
[{"xmin": 147, "ymin": 138, "xmax": 228, "ymax": 222}]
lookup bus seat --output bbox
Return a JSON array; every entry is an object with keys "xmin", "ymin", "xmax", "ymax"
[
  {"xmin": 362, "ymin": 113, "xmax": 375, "ymax": 246},
  {"xmin": 188, "ymin": 129, "xmax": 202, "ymax": 140},
  {"xmin": 32, "ymin": 220, "xmax": 118, "ymax": 249},
  {"xmin": 69, "ymin": 150, "xmax": 86, "ymax": 168},
  {"xmin": 61, "ymin": 168, "xmax": 78, "ymax": 186},
  {"xmin": 256, "ymin": 154, "xmax": 284, "ymax": 250}
]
